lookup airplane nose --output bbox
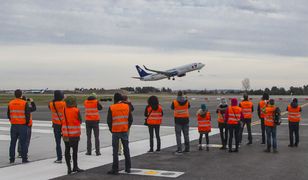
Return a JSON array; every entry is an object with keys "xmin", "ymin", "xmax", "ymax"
[{"xmin": 200, "ymin": 63, "xmax": 205, "ymax": 68}]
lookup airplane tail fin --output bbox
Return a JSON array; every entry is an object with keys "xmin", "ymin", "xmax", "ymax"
[{"xmin": 135, "ymin": 65, "xmax": 150, "ymax": 77}]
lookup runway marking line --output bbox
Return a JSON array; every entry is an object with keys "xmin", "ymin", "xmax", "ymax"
[{"xmin": 119, "ymin": 168, "xmax": 184, "ymax": 178}]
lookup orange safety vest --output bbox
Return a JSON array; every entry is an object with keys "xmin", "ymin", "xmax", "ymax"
[
  {"xmin": 49, "ymin": 101, "xmax": 66, "ymax": 125},
  {"xmin": 9, "ymin": 98, "xmax": 27, "ymax": 125},
  {"xmin": 62, "ymin": 107, "xmax": 81, "ymax": 138},
  {"xmin": 259, "ymin": 100, "xmax": 267, "ymax": 118},
  {"xmin": 217, "ymin": 110, "xmax": 225, "ymax": 123},
  {"xmin": 110, "ymin": 103, "xmax": 130, "ymax": 133},
  {"xmin": 240, "ymin": 101, "xmax": 253, "ymax": 119},
  {"xmin": 147, "ymin": 105, "xmax": 163, "ymax": 125},
  {"xmin": 227, "ymin": 106, "xmax": 242, "ymax": 125},
  {"xmin": 264, "ymin": 106, "xmax": 276, "ymax": 127},
  {"xmin": 173, "ymin": 100, "xmax": 189, "ymax": 118},
  {"xmin": 287, "ymin": 105, "xmax": 301, "ymax": 122},
  {"xmin": 197, "ymin": 112, "xmax": 211, "ymax": 132},
  {"xmin": 84, "ymin": 100, "xmax": 100, "ymax": 121}
]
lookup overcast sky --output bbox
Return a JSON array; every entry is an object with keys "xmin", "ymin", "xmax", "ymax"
[{"xmin": 0, "ymin": 0, "xmax": 307, "ymax": 90}]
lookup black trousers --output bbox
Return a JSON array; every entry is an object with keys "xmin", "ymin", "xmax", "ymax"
[
  {"xmin": 289, "ymin": 122, "xmax": 299, "ymax": 146},
  {"xmin": 199, "ymin": 133, "xmax": 209, "ymax": 145},
  {"xmin": 86, "ymin": 121, "xmax": 100, "ymax": 154},
  {"xmin": 218, "ymin": 123, "xmax": 228, "ymax": 148},
  {"xmin": 228, "ymin": 124, "xmax": 240, "ymax": 150},
  {"xmin": 148, "ymin": 125, "xmax": 161, "ymax": 150},
  {"xmin": 260, "ymin": 118, "xmax": 266, "ymax": 143},
  {"xmin": 18, "ymin": 126, "xmax": 32, "ymax": 156},
  {"xmin": 9, "ymin": 125, "xmax": 28, "ymax": 161},
  {"xmin": 112, "ymin": 132, "xmax": 131, "ymax": 172},
  {"xmin": 64, "ymin": 138, "xmax": 79, "ymax": 170},
  {"xmin": 239, "ymin": 119, "xmax": 252, "ymax": 143}
]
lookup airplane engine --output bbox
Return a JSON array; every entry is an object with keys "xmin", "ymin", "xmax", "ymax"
[{"xmin": 177, "ymin": 73, "xmax": 186, "ymax": 77}]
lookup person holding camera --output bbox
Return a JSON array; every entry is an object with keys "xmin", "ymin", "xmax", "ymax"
[
  {"xmin": 264, "ymin": 99, "xmax": 281, "ymax": 153},
  {"xmin": 62, "ymin": 96, "xmax": 84, "ymax": 174},
  {"xmin": 287, "ymin": 98, "xmax": 302, "ymax": 147},
  {"xmin": 144, "ymin": 95, "xmax": 163, "ymax": 153},
  {"xmin": 7, "ymin": 90, "xmax": 31, "ymax": 163},
  {"xmin": 84, "ymin": 93, "xmax": 103, "ymax": 156},
  {"xmin": 17, "ymin": 96, "xmax": 36, "ymax": 158}
]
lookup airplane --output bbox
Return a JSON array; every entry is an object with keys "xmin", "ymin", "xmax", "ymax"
[
  {"xmin": 23, "ymin": 88, "xmax": 48, "ymax": 94},
  {"xmin": 133, "ymin": 62, "xmax": 205, "ymax": 81}
]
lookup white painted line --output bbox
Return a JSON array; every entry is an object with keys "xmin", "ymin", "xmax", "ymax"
[
  {"xmin": 243, "ymin": 133, "xmax": 262, "ymax": 136},
  {"xmin": 0, "ymin": 128, "xmax": 220, "ymax": 180},
  {"xmin": 0, "ymin": 135, "xmax": 10, "ymax": 141},
  {"xmin": 280, "ymin": 123, "xmax": 308, "ymax": 126},
  {"xmin": 0, "ymin": 127, "xmax": 53, "ymax": 134},
  {"xmin": 119, "ymin": 168, "xmax": 184, "ymax": 178}
]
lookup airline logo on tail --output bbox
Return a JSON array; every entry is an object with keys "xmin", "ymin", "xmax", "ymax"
[{"xmin": 136, "ymin": 65, "xmax": 151, "ymax": 77}]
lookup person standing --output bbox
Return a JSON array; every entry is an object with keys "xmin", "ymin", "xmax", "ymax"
[
  {"xmin": 49, "ymin": 90, "xmax": 66, "ymax": 163},
  {"xmin": 62, "ymin": 96, "xmax": 84, "ymax": 174},
  {"xmin": 197, "ymin": 104, "xmax": 211, "ymax": 151},
  {"xmin": 171, "ymin": 91, "xmax": 191, "ymax": 154},
  {"xmin": 239, "ymin": 94, "xmax": 254, "ymax": 145},
  {"xmin": 225, "ymin": 98, "xmax": 243, "ymax": 153},
  {"xmin": 216, "ymin": 97, "xmax": 228, "ymax": 150},
  {"xmin": 258, "ymin": 93, "xmax": 269, "ymax": 144},
  {"xmin": 287, "ymin": 98, "xmax": 302, "ymax": 147},
  {"xmin": 8, "ymin": 90, "xmax": 31, "ymax": 163},
  {"xmin": 17, "ymin": 96, "xmax": 36, "ymax": 158},
  {"xmin": 84, "ymin": 93, "xmax": 103, "ymax": 156},
  {"xmin": 144, "ymin": 96, "xmax": 163, "ymax": 153},
  {"xmin": 264, "ymin": 99, "xmax": 280, "ymax": 153},
  {"xmin": 107, "ymin": 93, "xmax": 133, "ymax": 175}
]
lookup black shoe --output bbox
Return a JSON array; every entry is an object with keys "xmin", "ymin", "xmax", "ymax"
[
  {"xmin": 107, "ymin": 170, "xmax": 119, "ymax": 175},
  {"xmin": 125, "ymin": 169, "xmax": 131, "ymax": 173},
  {"xmin": 220, "ymin": 146, "xmax": 226, "ymax": 150},
  {"xmin": 198, "ymin": 146, "xmax": 203, "ymax": 151},
  {"xmin": 96, "ymin": 152, "xmax": 101, "ymax": 156},
  {"xmin": 148, "ymin": 149, "xmax": 154, "ymax": 153},
  {"xmin": 264, "ymin": 149, "xmax": 270, "ymax": 153},
  {"xmin": 68, "ymin": 170, "xmax": 72, "ymax": 175},
  {"xmin": 228, "ymin": 149, "xmax": 233, "ymax": 153},
  {"xmin": 273, "ymin": 149, "xmax": 278, "ymax": 153},
  {"xmin": 183, "ymin": 149, "xmax": 190, "ymax": 153},
  {"xmin": 174, "ymin": 150, "xmax": 183, "ymax": 155},
  {"xmin": 85, "ymin": 152, "xmax": 91, "ymax": 156},
  {"xmin": 288, "ymin": 144, "xmax": 294, "ymax": 147},
  {"xmin": 54, "ymin": 160, "xmax": 62, "ymax": 164},
  {"xmin": 73, "ymin": 167, "xmax": 84, "ymax": 173},
  {"xmin": 294, "ymin": 143, "xmax": 298, "ymax": 147},
  {"xmin": 233, "ymin": 149, "xmax": 239, "ymax": 153},
  {"xmin": 10, "ymin": 159, "xmax": 15, "ymax": 164},
  {"xmin": 22, "ymin": 160, "xmax": 30, "ymax": 163},
  {"xmin": 247, "ymin": 142, "xmax": 252, "ymax": 145},
  {"xmin": 155, "ymin": 149, "xmax": 161, "ymax": 152}
]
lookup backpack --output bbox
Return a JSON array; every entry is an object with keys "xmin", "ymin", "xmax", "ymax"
[{"xmin": 274, "ymin": 107, "xmax": 281, "ymax": 125}]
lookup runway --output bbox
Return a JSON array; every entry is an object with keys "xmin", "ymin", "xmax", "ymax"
[{"xmin": 0, "ymin": 95, "xmax": 307, "ymax": 179}]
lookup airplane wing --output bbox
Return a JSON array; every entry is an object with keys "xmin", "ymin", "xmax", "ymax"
[
  {"xmin": 132, "ymin": 77, "xmax": 142, "ymax": 79},
  {"xmin": 143, "ymin": 65, "xmax": 175, "ymax": 77}
]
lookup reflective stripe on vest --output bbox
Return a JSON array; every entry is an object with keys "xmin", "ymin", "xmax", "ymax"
[
  {"xmin": 9, "ymin": 98, "xmax": 27, "ymax": 125},
  {"xmin": 227, "ymin": 106, "xmax": 241, "ymax": 125},
  {"xmin": 240, "ymin": 101, "xmax": 253, "ymax": 119},
  {"xmin": 217, "ymin": 111, "xmax": 225, "ymax": 123},
  {"xmin": 110, "ymin": 103, "xmax": 130, "ymax": 133},
  {"xmin": 147, "ymin": 105, "xmax": 163, "ymax": 125},
  {"xmin": 259, "ymin": 101, "xmax": 267, "ymax": 118},
  {"xmin": 173, "ymin": 100, "xmax": 189, "ymax": 118},
  {"xmin": 198, "ymin": 112, "xmax": 211, "ymax": 132},
  {"xmin": 62, "ymin": 107, "xmax": 81, "ymax": 138},
  {"xmin": 288, "ymin": 105, "xmax": 301, "ymax": 122},
  {"xmin": 84, "ymin": 100, "xmax": 100, "ymax": 121},
  {"xmin": 49, "ymin": 101, "xmax": 66, "ymax": 125},
  {"xmin": 265, "ymin": 106, "xmax": 276, "ymax": 127}
]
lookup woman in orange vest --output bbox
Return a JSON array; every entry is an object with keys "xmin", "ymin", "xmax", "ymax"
[
  {"xmin": 258, "ymin": 93, "xmax": 269, "ymax": 144},
  {"xmin": 62, "ymin": 96, "xmax": 84, "ymax": 174},
  {"xmin": 287, "ymin": 98, "xmax": 302, "ymax": 147},
  {"xmin": 216, "ymin": 97, "xmax": 228, "ymax": 150},
  {"xmin": 48, "ymin": 90, "xmax": 66, "ymax": 163},
  {"xmin": 144, "ymin": 96, "xmax": 163, "ymax": 153},
  {"xmin": 264, "ymin": 99, "xmax": 280, "ymax": 153},
  {"xmin": 197, "ymin": 104, "xmax": 211, "ymax": 151},
  {"xmin": 225, "ymin": 98, "xmax": 243, "ymax": 153}
]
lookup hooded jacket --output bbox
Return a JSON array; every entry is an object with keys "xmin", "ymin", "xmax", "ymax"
[{"xmin": 171, "ymin": 96, "xmax": 191, "ymax": 125}]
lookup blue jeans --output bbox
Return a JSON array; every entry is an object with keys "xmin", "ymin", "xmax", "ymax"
[
  {"xmin": 175, "ymin": 123, "xmax": 190, "ymax": 151},
  {"xmin": 112, "ymin": 132, "xmax": 131, "ymax": 171},
  {"xmin": 10, "ymin": 124, "xmax": 28, "ymax": 161},
  {"xmin": 53, "ymin": 124, "xmax": 63, "ymax": 161},
  {"xmin": 18, "ymin": 126, "xmax": 32, "ymax": 156},
  {"xmin": 265, "ymin": 126, "xmax": 277, "ymax": 149}
]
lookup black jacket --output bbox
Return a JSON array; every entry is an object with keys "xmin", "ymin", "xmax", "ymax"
[
  {"xmin": 171, "ymin": 99, "xmax": 190, "ymax": 125},
  {"xmin": 7, "ymin": 100, "xmax": 36, "ymax": 126},
  {"xmin": 107, "ymin": 103, "xmax": 133, "ymax": 132}
]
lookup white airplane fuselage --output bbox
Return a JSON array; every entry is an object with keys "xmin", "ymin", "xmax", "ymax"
[{"xmin": 140, "ymin": 62, "xmax": 204, "ymax": 81}]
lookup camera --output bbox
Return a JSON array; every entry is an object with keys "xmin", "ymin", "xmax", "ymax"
[{"xmin": 100, "ymin": 98, "xmax": 112, "ymax": 102}]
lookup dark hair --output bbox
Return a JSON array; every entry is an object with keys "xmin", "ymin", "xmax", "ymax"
[
  {"xmin": 54, "ymin": 90, "xmax": 64, "ymax": 101},
  {"xmin": 269, "ymin": 99, "xmax": 275, "ymax": 105},
  {"xmin": 147, "ymin": 95, "xmax": 159, "ymax": 110},
  {"xmin": 114, "ymin": 93, "xmax": 123, "ymax": 103},
  {"xmin": 262, "ymin": 93, "xmax": 269, "ymax": 100},
  {"xmin": 177, "ymin": 91, "xmax": 183, "ymax": 97},
  {"xmin": 243, "ymin": 94, "xmax": 248, "ymax": 100},
  {"xmin": 15, "ymin": 89, "xmax": 22, "ymax": 98}
]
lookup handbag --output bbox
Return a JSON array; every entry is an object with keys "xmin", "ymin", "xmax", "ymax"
[
  {"xmin": 144, "ymin": 109, "xmax": 153, "ymax": 126},
  {"xmin": 62, "ymin": 108, "xmax": 70, "ymax": 142}
]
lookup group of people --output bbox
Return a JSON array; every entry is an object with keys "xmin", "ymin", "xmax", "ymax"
[{"xmin": 7, "ymin": 90, "xmax": 302, "ymax": 175}]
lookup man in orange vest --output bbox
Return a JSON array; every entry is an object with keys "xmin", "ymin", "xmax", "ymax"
[
  {"xmin": 264, "ymin": 99, "xmax": 280, "ymax": 153},
  {"xmin": 48, "ymin": 90, "xmax": 66, "ymax": 163},
  {"xmin": 171, "ymin": 91, "xmax": 191, "ymax": 154},
  {"xmin": 107, "ymin": 93, "xmax": 133, "ymax": 175},
  {"xmin": 7, "ymin": 89, "xmax": 31, "ymax": 163},
  {"xmin": 84, "ymin": 93, "xmax": 103, "ymax": 156},
  {"xmin": 216, "ymin": 97, "xmax": 228, "ymax": 150},
  {"xmin": 17, "ymin": 96, "xmax": 36, "ymax": 158},
  {"xmin": 197, "ymin": 104, "xmax": 211, "ymax": 151},
  {"xmin": 225, "ymin": 98, "xmax": 243, "ymax": 153},
  {"xmin": 258, "ymin": 93, "xmax": 269, "ymax": 144},
  {"xmin": 287, "ymin": 98, "xmax": 302, "ymax": 147},
  {"xmin": 239, "ymin": 94, "xmax": 254, "ymax": 145}
]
